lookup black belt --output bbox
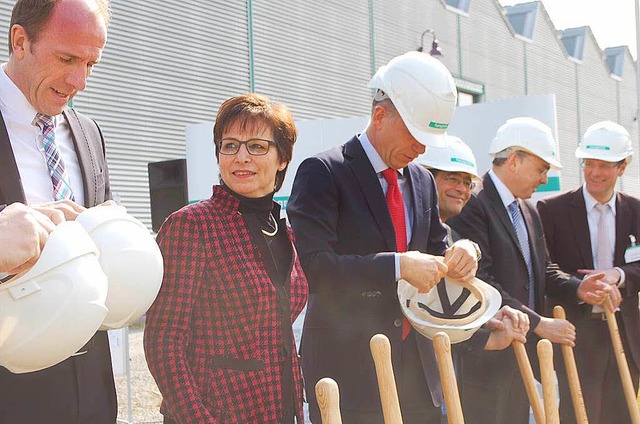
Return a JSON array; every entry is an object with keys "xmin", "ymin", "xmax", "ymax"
[{"xmin": 591, "ymin": 312, "xmax": 607, "ymax": 321}]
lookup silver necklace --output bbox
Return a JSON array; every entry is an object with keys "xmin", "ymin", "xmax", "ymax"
[{"xmin": 262, "ymin": 213, "xmax": 278, "ymax": 237}]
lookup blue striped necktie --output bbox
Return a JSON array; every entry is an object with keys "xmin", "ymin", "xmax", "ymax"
[
  {"xmin": 508, "ymin": 200, "xmax": 535, "ymax": 309},
  {"xmin": 33, "ymin": 113, "xmax": 75, "ymax": 201}
]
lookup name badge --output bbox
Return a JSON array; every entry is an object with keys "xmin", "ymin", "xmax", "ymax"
[{"xmin": 625, "ymin": 235, "xmax": 640, "ymax": 263}]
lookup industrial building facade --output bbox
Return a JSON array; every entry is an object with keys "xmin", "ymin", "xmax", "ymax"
[{"xmin": 0, "ymin": 0, "xmax": 637, "ymax": 228}]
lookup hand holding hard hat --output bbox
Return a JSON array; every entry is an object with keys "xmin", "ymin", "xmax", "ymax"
[
  {"xmin": 0, "ymin": 204, "xmax": 163, "ymax": 373},
  {"xmin": 399, "ymin": 252, "xmax": 448, "ymax": 293},
  {"xmin": 0, "ymin": 203, "xmax": 60, "ymax": 275},
  {"xmin": 443, "ymin": 239, "xmax": 479, "ymax": 282},
  {"xmin": 0, "ymin": 221, "xmax": 109, "ymax": 373}
]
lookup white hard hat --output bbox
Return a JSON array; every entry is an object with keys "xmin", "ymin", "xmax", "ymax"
[
  {"xmin": 0, "ymin": 222, "xmax": 108, "ymax": 373},
  {"xmin": 489, "ymin": 117, "xmax": 562, "ymax": 170},
  {"xmin": 416, "ymin": 135, "xmax": 480, "ymax": 178},
  {"xmin": 368, "ymin": 51, "xmax": 458, "ymax": 147},
  {"xmin": 76, "ymin": 206, "xmax": 163, "ymax": 330},
  {"xmin": 576, "ymin": 121, "xmax": 633, "ymax": 162},
  {"xmin": 398, "ymin": 276, "xmax": 502, "ymax": 343}
]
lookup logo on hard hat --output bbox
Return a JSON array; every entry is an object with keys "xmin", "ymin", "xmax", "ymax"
[
  {"xmin": 429, "ymin": 121, "xmax": 449, "ymax": 130},
  {"xmin": 585, "ymin": 145, "xmax": 611, "ymax": 151},
  {"xmin": 451, "ymin": 157, "xmax": 475, "ymax": 167}
]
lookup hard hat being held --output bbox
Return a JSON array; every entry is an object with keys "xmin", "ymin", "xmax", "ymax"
[
  {"xmin": 0, "ymin": 221, "xmax": 108, "ymax": 373},
  {"xmin": 489, "ymin": 117, "xmax": 562, "ymax": 169},
  {"xmin": 416, "ymin": 134, "xmax": 480, "ymax": 178},
  {"xmin": 368, "ymin": 51, "xmax": 457, "ymax": 148},
  {"xmin": 576, "ymin": 120, "xmax": 633, "ymax": 163},
  {"xmin": 76, "ymin": 205, "xmax": 163, "ymax": 330},
  {"xmin": 398, "ymin": 276, "xmax": 501, "ymax": 343}
]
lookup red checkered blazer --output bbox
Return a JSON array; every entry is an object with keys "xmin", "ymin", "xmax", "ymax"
[{"xmin": 144, "ymin": 186, "xmax": 308, "ymax": 423}]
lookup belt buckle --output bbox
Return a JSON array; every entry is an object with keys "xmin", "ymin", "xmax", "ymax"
[{"xmin": 591, "ymin": 312, "xmax": 606, "ymax": 321}]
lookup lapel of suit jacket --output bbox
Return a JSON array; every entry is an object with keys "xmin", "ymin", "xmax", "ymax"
[
  {"xmin": 615, "ymin": 192, "xmax": 631, "ymax": 266},
  {"xmin": 569, "ymin": 188, "xmax": 594, "ymax": 268},
  {"xmin": 483, "ymin": 174, "xmax": 520, "ymax": 249},
  {"xmin": 0, "ymin": 111, "xmax": 26, "ymax": 204},
  {"xmin": 64, "ymin": 107, "xmax": 93, "ymax": 207},
  {"xmin": 406, "ymin": 164, "xmax": 428, "ymax": 251},
  {"xmin": 344, "ymin": 136, "xmax": 396, "ymax": 251},
  {"xmin": 520, "ymin": 199, "xmax": 543, "ymax": 282}
]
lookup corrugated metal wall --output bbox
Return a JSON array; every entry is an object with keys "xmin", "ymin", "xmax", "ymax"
[{"xmin": 0, "ymin": 0, "xmax": 638, "ymax": 229}]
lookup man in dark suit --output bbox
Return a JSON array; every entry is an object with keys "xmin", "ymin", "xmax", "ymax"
[
  {"xmin": 448, "ymin": 117, "xmax": 600, "ymax": 424},
  {"xmin": 537, "ymin": 121, "xmax": 637, "ymax": 424},
  {"xmin": 0, "ymin": 0, "xmax": 117, "ymax": 423},
  {"xmin": 288, "ymin": 52, "xmax": 480, "ymax": 424}
]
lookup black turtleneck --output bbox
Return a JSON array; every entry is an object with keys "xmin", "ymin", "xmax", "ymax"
[{"xmin": 221, "ymin": 184, "xmax": 296, "ymax": 423}]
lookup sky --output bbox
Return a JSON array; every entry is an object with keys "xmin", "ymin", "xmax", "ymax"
[{"xmin": 498, "ymin": 0, "xmax": 638, "ymax": 59}]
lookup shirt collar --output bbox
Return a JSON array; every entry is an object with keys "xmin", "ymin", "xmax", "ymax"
[
  {"xmin": 582, "ymin": 184, "xmax": 616, "ymax": 216},
  {"xmin": 0, "ymin": 63, "xmax": 59, "ymax": 127},
  {"xmin": 357, "ymin": 131, "xmax": 406, "ymax": 176},
  {"xmin": 488, "ymin": 169, "xmax": 516, "ymax": 208}
]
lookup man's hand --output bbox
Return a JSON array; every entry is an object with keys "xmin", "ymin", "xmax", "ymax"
[
  {"xmin": 484, "ymin": 316, "xmax": 527, "ymax": 351},
  {"xmin": 533, "ymin": 316, "xmax": 575, "ymax": 346},
  {"xmin": 576, "ymin": 271, "xmax": 622, "ymax": 309},
  {"xmin": 484, "ymin": 306, "xmax": 530, "ymax": 334},
  {"xmin": 578, "ymin": 268, "xmax": 621, "ymax": 286},
  {"xmin": 399, "ymin": 251, "xmax": 448, "ymax": 293},
  {"xmin": 0, "ymin": 203, "xmax": 59, "ymax": 274},
  {"xmin": 444, "ymin": 239, "xmax": 478, "ymax": 282},
  {"xmin": 33, "ymin": 199, "xmax": 86, "ymax": 221}
]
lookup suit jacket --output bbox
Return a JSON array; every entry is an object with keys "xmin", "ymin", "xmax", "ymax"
[
  {"xmin": 0, "ymin": 108, "xmax": 116, "ymax": 424},
  {"xmin": 537, "ymin": 187, "xmax": 640, "ymax": 370},
  {"xmin": 288, "ymin": 136, "xmax": 447, "ymax": 413},
  {"xmin": 144, "ymin": 187, "xmax": 308, "ymax": 423},
  {"xmin": 447, "ymin": 173, "xmax": 580, "ymax": 387}
]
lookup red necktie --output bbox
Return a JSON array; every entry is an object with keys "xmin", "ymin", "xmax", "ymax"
[{"xmin": 381, "ymin": 168, "xmax": 411, "ymax": 339}]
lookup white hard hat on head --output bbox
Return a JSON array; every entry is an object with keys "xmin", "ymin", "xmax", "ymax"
[
  {"xmin": 0, "ymin": 221, "xmax": 108, "ymax": 373},
  {"xmin": 398, "ymin": 276, "xmax": 502, "ymax": 343},
  {"xmin": 416, "ymin": 135, "xmax": 479, "ymax": 178},
  {"xmin": 76, "ymin": 205, "xmax": 163, "ymax": 330},
  {"xmin": 368, "ymin": 51, "xmax": 458, "ymax": 148},
  {"xmin": 576, "ymin": 121, "xmax": 633, "ymax": 163},
  {"xmin": 489, "ymin": 117, "xmax": 562, "ymax": 170}
]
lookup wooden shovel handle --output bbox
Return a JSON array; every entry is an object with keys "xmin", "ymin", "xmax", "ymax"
[{"xmin": 552, "ymin": 305, "xmax": 588, "ymax": 424}]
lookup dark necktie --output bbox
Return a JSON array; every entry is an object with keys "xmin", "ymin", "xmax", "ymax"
[
  {"xmin": 381, "ymin": 168, "xmax": 411, "ymax": 339},
  {"xmin": 33, "ymin": 113, "xmax": 75, "ymax": 201}
]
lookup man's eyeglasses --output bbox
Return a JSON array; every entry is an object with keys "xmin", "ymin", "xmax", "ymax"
[
  {"xmin": 581, "ymin": 160, "xmax": 621, "ymax": 171},
  {"xmin": 441, "ymin": 173, "xmax": 476, "ymax": 190},
  {"xmin": 217, "ymin": 138, "xmax": 276, "ymax": 156}
]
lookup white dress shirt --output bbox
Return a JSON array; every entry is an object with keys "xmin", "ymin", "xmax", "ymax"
[
  {"xmin": 0, "ymin": 64, "xmax": 84, "ymax": 206},
  {"xmin": 582, "ymin": 185, "xmax": 625, "ymax": 286}
]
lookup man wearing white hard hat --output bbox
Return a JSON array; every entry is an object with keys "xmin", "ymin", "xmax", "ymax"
[
  {"xmin": 289, "ymin": 52, "xmax": 480, "ymax": 424},
  {"xmin": 537, "ymin": 121, "xmax": 639, "ymax": 424},
  {"xmin": 417, "ymin": 135, "xmax": 530, "ymax": 353},
  {"xmin": 448, "ymin": 117, "xmax": 603, "ymax": 423}
]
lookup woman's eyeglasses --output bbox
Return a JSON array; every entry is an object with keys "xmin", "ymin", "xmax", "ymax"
[{"xmin": 218, "ymin": 138, "xmax": 275, "ymax": 156}]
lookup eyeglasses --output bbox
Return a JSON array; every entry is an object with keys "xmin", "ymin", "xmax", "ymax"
[
  {"xmin": 581, "ymin": 160, "xmax": 621, "ymax": 171},
  {"xmin": 441, "ymin": 173, "xmax": 476, "ymax": 190},
  {"xmin": 519, "ymin": 152, "xmax": 550, "ymax": 178},
  {"xmin": 217, "ymin": 138, "xmax": 276, "ymax": 156}
]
